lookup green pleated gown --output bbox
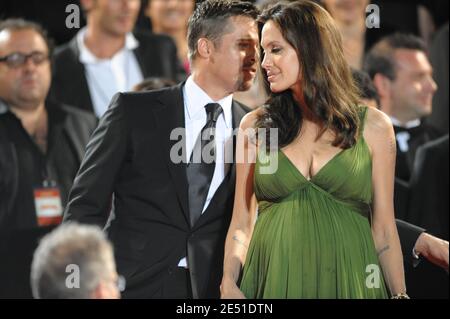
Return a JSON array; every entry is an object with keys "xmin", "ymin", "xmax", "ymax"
[{"xmin": 240, "ymin": 106, "xmax": 389, "ymax": 299}]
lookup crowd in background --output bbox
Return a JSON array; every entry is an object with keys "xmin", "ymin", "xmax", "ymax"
[{"xmin": 0, "ymin": 0, "xmax": 448, "ymax": 299}]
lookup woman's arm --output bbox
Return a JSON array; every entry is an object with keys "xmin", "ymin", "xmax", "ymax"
[
  {"xmin": 221, "ymin": 111, "xmax": 260, "ymax": 299},
  {"xmin": 364, "ymin": 107, "xmax": 407, "ymax": 297}
]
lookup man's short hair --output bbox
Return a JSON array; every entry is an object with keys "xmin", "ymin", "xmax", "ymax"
[
  {"xmin": 31, "ymin": 223, "xmax": 114, "ymax": 299},
  {"xmin": 187, "ymin": 0, "xmax": 258, "ymax": 61},
  {"xmin": 0, "ymin": 18, "xmax": 54, "ymax": 56},
  {"xmin": 364, "ymin": 33, "xmax": 428, "ymax": 81}
]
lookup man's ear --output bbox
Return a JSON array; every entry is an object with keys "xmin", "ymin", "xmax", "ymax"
[
  {"xmin": 372, "ymin": 73, "xmax": 392, "ymax": 99},
  {"xmin": 196, "ymin": 38, "xmax": 213, "ymax": 59}
]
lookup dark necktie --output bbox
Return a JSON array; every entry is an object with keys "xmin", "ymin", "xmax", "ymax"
[{"xmin": 186, "ymin": 103, "xmax": 223, "ymax": 227}]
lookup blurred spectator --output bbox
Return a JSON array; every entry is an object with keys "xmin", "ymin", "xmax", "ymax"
[
  {"xmin": 144, "ymin": 0, "xmax": 195, "ymax": 74},
  {"xmin": 321, "ymin": 0, "xmax": 395, "ymax": 70},
  {"xmin": 427, "ymin": 23, "xmax": 449, "ymax": 134},
  {"xmin": 364, "ymin": 33, "xmax": 441, "ymax": 184},
  {"xmin": 31, "ymin": 223, "xmax": 122, "ymax": 299},
  {"xmin": 0, "ymin": 19, "xmax": 97, "ymax": 299},
  {"xmin": 0, "ymin": 19, "xmax": 97, "ymax": 231},
  {"xmin": 49, "ymin": 0, "xmax": 185, "ymax": 118},
  {"xmin": 133, "ymin": 77, "xmax": 176, "ymax": 91}
]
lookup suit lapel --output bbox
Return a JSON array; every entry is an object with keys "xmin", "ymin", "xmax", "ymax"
[
  {"xmin": 68, "ymin": 38, "xmax": 95, "ymax": 113},
  {"xmin": 192, "ymin": 100, "xmax": 248, "ymax": 230},
  {"xmin": 153, "ymin": 84, "xmax": 190, "ymax": 224}
]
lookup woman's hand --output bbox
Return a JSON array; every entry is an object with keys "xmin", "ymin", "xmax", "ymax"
[{"xmin": 220, "ymin": 277, "xmax": 247, "ymax": 299}]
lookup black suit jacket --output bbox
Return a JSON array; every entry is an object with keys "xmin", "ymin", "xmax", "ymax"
[
  {"xmin": 393, "ymin": 123, "xmax": 442, "ymax": 182},
  {"xmin": 0, "ymin": 100, "xmax": 97, "ymax": 230},
  {"xmin": 0, "ymin": 101, "xmax": 97, "ymax": 298},
  {"xmin": 63, "ymin": 83, "xmax": 249, "ymax": 298},
  {"xmin": 408, "ymin": 135, "xmax": 449, "ymax": 240},
  {"xmin": 49, "ymin": 30, "xmax": 186, "ymax": 114}
]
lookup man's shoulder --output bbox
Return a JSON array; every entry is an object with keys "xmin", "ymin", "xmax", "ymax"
[
  {"xmin": 114, "ymin": 84, "xmax": 183, "ymax": 111},
  {"xmin": 418, "ymin": 134, "xmax": 449, "ymax": 157},
  {"xmin": 53, "ymin": 37, "xmax": 78, "ymax": 61},
  {"xmin": 48, "ymin": 100, "xmax": 97, "ymax": 128},
  {"xmin": 61, "ymin": 103, "xmax": 96, "ymax": 122},
  {"xmin": 232, "ymin": 100, "xmax": 252, "ymax": 114}
]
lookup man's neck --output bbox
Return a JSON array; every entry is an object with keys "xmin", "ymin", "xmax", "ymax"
[
  {"xmin": 10, "ymin": 102, "xmax": 47, "ymax": 136},
  {"xmin": 191, "ymin": 71, "xmax": 231, "ymax": 102},
  {"xmin": 84, "ymin": 26, "xmax": 126, "ymax": 59}
]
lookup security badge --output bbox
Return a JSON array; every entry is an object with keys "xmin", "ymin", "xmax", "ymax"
[{"xmin": 33, "ymin": 180, "xmax": 63, "ymax": 226}]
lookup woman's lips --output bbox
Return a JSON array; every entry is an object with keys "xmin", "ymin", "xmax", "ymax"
[{"xmin": 267, "ymin": 74, "xmax": 278, "ymax": 82}]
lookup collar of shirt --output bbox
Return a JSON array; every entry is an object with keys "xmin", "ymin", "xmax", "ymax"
[
  {"xmin": 77, "ymin": 27, "xmax": 139, "ymax": 64},
  {"xmin": 390, "ymin": 116, "xmax": 421, "ymax": 129},
  {"xmin": 0, "ymin": 99, "xmax": 8, "ymax": 115},
  {"xmin": 183, "ymin": 76, "xmax": 233, "ymax": 129}
]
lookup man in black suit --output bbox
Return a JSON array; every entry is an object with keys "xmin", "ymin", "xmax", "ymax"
[
  {"xmin": 364, "ymin": 33, "xmax": 442, "ymax": 223},
  {"xmin": 364, "ymin": 33, "xmax": 441, "ymax": 184},
  {"xmin": 64, "ymin": 0, "xmax": 259, "ymax": 299},
  {"xmin": 409, "ymin": 135, "xmax": 449, "ymax": 241},
  {"xmin": 0, "ymin": 19, "xmax": 97, "ymax": 298},
  {"xmin": 49, "ymin": 0, "xmax": 185, "ymax": 117},
  {"xmin": 406, "ymin": 135, "xmax": 449, "ymax": 298}
]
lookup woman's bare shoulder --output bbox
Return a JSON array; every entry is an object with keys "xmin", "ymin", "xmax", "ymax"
[
  {"xmin": 363, "ymin": 107, "xmax": 395, "ymax": 155},
  {"xmin": 364, "ymin": 107, "xmax": 394, "ymax": 138}
]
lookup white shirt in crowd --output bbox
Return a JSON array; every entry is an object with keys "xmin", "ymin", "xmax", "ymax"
[{"xmin": 77, "ymin": 28, "xmax": 144, "ymax": 117}]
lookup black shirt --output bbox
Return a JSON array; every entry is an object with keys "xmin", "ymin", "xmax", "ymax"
[{"xmin": 0, "ymin": 102, "xmax": 83, "ymax": 230}]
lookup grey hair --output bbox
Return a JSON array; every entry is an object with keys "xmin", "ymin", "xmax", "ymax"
[{"xmin": 30, "ymin": 223, "xmax": 113, "ymax": 299}]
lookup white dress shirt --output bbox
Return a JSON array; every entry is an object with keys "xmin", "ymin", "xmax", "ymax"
[
  {"xmin": 77, "ymin": 28, "xmax": 144, "ymax": 117},
  {"xmin": 390, "ymin": 116, "xmax": 421, "ymax": 152},
  {"xmin": 178, "ymin": 76, "xmax": 234, "ymax": 268}
]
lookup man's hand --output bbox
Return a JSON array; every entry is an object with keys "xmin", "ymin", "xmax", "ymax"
[{"xmin": 415, "ymin": 232, "xmax": 449, "ymax": 271}]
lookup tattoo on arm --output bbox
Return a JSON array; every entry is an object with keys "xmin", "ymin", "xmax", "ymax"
[
  {"xmin": 389, "ymin": 136, "xmax": 397, "ymax": 155},
  {"xmin": 233, "ymin": 235, "xmax": 248, "ymax": 248},
  {"xmin": 377, "ymin": 245, "xmax": 390, "ymax": 257}
]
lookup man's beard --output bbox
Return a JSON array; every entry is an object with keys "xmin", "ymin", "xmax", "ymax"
[{"xmin": 235, "ymin": 72, "xmax": 253, "ymax": 92}]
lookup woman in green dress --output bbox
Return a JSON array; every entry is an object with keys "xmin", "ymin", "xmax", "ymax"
[{"xmin": 221, "ymin": 0, "xmax": 407, "ymax": 299}]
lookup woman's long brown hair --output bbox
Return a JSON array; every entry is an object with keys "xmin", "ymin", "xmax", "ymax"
[{"xmin": 256, "ymin": 0, "xmax": 361, "ymax": 150}]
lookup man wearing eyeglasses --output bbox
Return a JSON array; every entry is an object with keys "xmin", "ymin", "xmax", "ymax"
[{"xmin": 0, "ymin": 19, "xmax": 97, "ymax": 287}]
